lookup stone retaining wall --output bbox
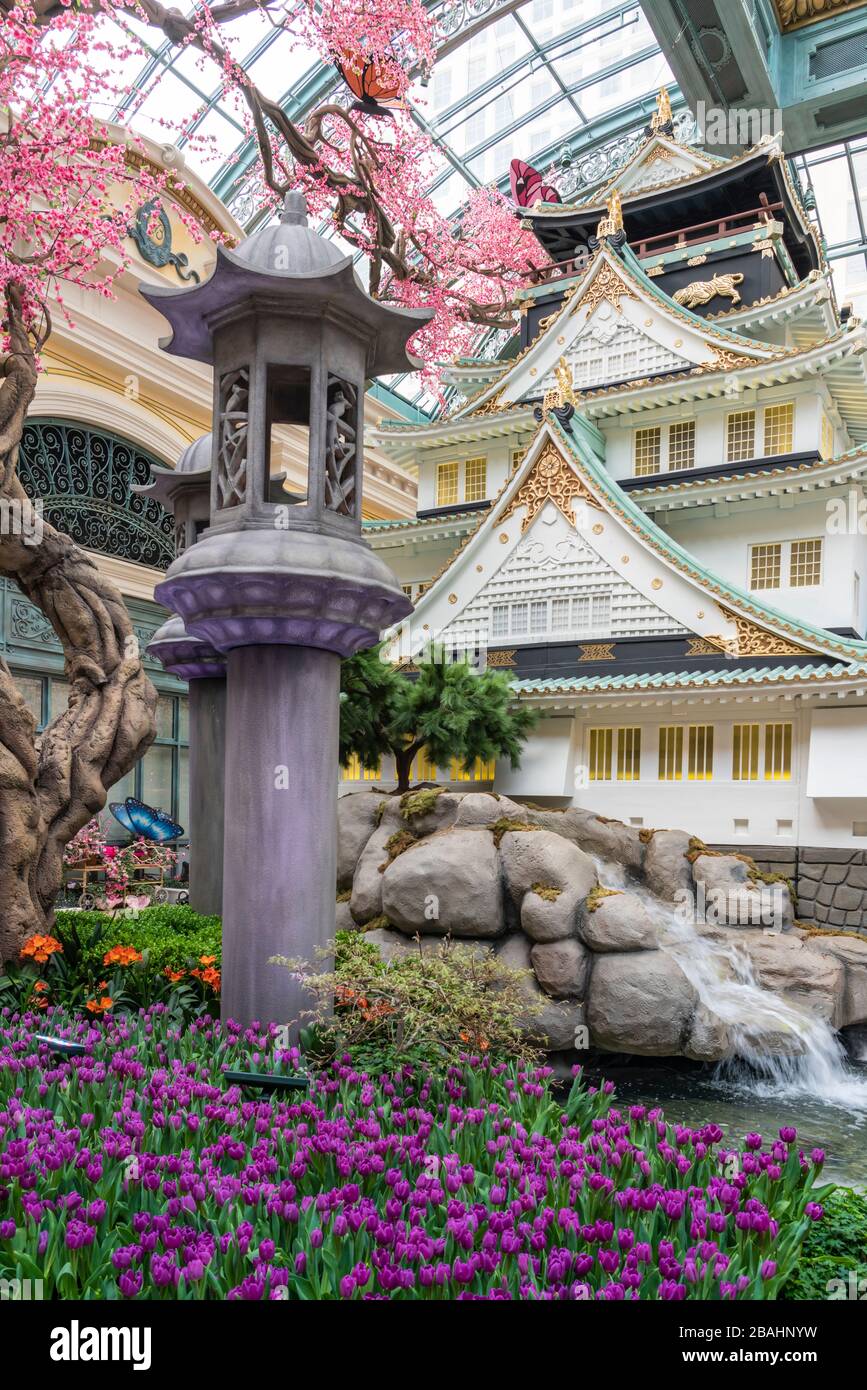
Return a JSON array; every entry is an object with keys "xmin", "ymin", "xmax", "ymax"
[{"xmin": 711, "ymin": 844, "xmax": 867, "ymax": 934}]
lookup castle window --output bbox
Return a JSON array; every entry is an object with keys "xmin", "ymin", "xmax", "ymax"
[
  {"xmin": 658, "ymin": 725, "xmax": 683, "ymax": 781},
  {"xmin": 726, "ymin": 410, "xmax": 756, "ymax": 463},
  {"xmin": 687, "ymin": 725, "xmax": 714, "ymax": 781},
  {"xmin": 436, "ymin": 461, "xmax": 459, "ymax": 507},
  {"xmin": 790, "ymin": 538, "xmax": 822, "ymax": 587},
  {"xmin": 763, "ymin": 402, "xmax": 794, "ymax": 456},
  {"xmin": 634, "ymin": 426, "xmax": 661, "ymax": 476},
  {"xmin": 464, "ymin": 456, "xmax": 487, "ymax": 502},
  {"xmin": 820, "ymin": 412, "xmax": 835, "ymax": 460},
  {"xmin": 749, "ymin": 542, "xmax": 782, "ymax": 590},
  {"xmin": 551, "ymin": 597, "xmax": 571, "ymax": 632},
  {"xmin": 668, "ymin": 420, "xmax": 696, "ymax": 470},
  {"xmin": 732, "ymin": 724, "xmax": 761, "ymax": 781},
  {"xmin": 530, "ymin": 600, "xmax": 547, "ymax": 635},
  {"xmin": 616, "ymin": 727, "xmax": 641, "ymax": 782},
  {"xmin": 511, "ymin": 602, "xmax": 528, "ymax": 635},
  {"xmin": 765, "ymin": 723, "xmax": 792, "ymax": 781},
  {"xmin": 491, "ymin": 604, "xmax": 509, "ymax": 638},
  {"xmin": 589, "ymin": 727, "xmax": 613, "ymax": 782}
]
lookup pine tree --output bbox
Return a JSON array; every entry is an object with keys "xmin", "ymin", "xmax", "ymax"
[{"xmin": 340, "ymin": 647, "xmax": 537, "ymax": 793}]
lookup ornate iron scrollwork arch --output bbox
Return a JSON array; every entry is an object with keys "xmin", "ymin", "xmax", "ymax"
[{"xmin": 18, "ymin": 420, "xmax": 176, "ymax": 570}]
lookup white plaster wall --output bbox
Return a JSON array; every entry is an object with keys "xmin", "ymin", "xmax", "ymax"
[
  {"xmin": 662, "ymin": 490, "xmax": 866, "ymax": 633},
  {"xmin": 493, "ymin": 716, "xmax": 574, "ymax": 797},
  {"xmin": 600, "ymin": 382, "xmax": 826, "ymax": 482}
]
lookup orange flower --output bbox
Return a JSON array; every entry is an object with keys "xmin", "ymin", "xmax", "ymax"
[
  {"xmin": 103, "ymin": 945, "xmax": 142, "ymax": 967},
  {"xmin": 164, "ymin": 966, "xmax": 186, "ymax": 982},
  {"xmin": 33, "ymin": 980, "xmax": 49, "ymax": 994},
  {"xmin": 200, "ymin": 967, "xmax": 221, "ymax": 993},
  {"xmin": 199, "ymin": 954, "xmax": 217, "ymax": 966},
  {"xmin": 21, "ymin": 934, "xmax": 63, "ymax": 965},
  {"xmin": 85, "ymin": 995, "xmax": 113, "ymax": 1014}
]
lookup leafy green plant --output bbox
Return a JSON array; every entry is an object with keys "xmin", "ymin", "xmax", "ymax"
[
  {"xmin": 782, "ymin": 1188, "xmax": 867, "ymax": 1300},
  {"xmin": 271, "ymin": 929, "xmax": 542, "ymax": 1069}
]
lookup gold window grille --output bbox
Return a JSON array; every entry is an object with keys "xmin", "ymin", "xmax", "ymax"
[
  {"xmin": 464, "ymin": 456, "xmax": 487, "ymax": 502},
  {"xmin": 617, "ymin": 727, "xmax": 641, "ymax": 782},
  {"xmin": 732, "ymin": 724, "xmax": 760, "ymax": 781},
  {"xmin": 790, "ymin": 538, "xmax": 822, "ymax": 587},
  {"xmin": 820, "ymin": 412, "xmax": 835, "ymax": 460},
  {"xmin": 763, "ymin": 403, "xmax": 794, "ymax": 456},
  {"xmin": 687, "ymin": 725, "xmax": 714, "ymax": 781},
  {"xmin": 658, "ymin": 726, "xmax": 683, "ymax": 781},
  {"xmin": 764, "ymin": 723, "xmax": 792, "ymax": 782},
  {"xmin": 634, "ymin": 427, "xmax": 661, "ymax": 477},
  {"xmin": 749, "ymin": 543, "xmax": 782, "ymax": 591},
  {"xmin": 668, "ymin": 421, "xmax": 696, "ymax": 470},
  {"xmin": 727, "ymin": 410, "xmax": 756, "ymax": 463},
  {"xmin": 436, "ymin": 461, "xmax": 459, "ymax": 507},
  {"xmin": 589, "ymin": 728, "xmax": 613, "ymax": 782}
]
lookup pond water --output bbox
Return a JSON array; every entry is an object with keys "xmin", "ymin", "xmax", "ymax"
[{"xmin": 584, "ymin": 1062, "xmax": 867, "ymax": 1190}]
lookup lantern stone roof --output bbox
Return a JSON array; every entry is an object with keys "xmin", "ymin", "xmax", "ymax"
[
  {"xmin": 132, "ymin": 432, "xmax": 212, "ymax": 507},
  {"xmin": 139, "ymin": 192, "xmax": 432, "ymax": 376}
]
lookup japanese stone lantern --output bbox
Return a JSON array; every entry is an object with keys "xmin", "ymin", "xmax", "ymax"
[
  {"xmin": 137, "ymin": 434, "xmax": 227, "ymax": 918},
  {"xmin": 141, "ymin": 193, "xmax": 430, "ymax": 1031}
]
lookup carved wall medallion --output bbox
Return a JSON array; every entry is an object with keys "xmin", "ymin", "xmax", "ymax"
[
  {"xmin": 574, "ymin": 260, "xmax": 639, "ymax": 318},
  {"xmin": 500, "ymin": 443, "xmax": 600, "ymax": 532},
  {"xmin": 127, "ymin": 200, "xmax": 201, "ymax": 284},
  {"xmin": 487, "ymin": 649, "xmax": 517, "ymax": 668},
  {"xmin": 579, "ymin": 643, "xmax": 615, "ymax": 662}
]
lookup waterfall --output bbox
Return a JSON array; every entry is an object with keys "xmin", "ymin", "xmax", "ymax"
[{"xmin": 591, "ymin": 857, "xmax": 867, "ymax": 1110}]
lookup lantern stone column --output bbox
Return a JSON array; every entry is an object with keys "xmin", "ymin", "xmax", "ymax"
[
  {"xmin": 147, "ymin": 617, "xmax": 227, "ymax": 916},
  {"xmin": 139, "ymin": 436, "xmax": 226, "ymax": 916},
  {"xmin": 142, "ymin": 192, "xmax": 431, "ymax": 1032}
]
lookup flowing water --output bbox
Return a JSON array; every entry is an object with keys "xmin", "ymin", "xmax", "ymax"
[{"xmin": 588, "ymin": 857, "xmax": 867, "ymax": 1185}]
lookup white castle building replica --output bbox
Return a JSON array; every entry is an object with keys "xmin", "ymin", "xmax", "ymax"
[{"xmin": 351, "ymin": 91, "xmax": 867, "ymax": 931}]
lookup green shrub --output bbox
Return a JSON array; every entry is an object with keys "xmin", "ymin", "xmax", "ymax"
[
  {"xmin": 0, "ymin": 908, "xmax": 222, "ymax": 1021},
  {"xmin": 59, "ymin": 906, "xmax": 221, "ymax": 973},
  {"xmin": 272, "ymin": 929, "xmax": 542, "ymax": 1070},
  {"xmin": 782, "ymin": 1188, "xmax": 867, "ymax": 1300}
]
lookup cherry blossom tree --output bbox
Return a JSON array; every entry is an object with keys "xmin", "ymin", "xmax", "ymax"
[
  {"xmin": 0, "ymin": 2, "xmax": 193, "ymax": 956},
  {"xmin": 0, "ymin": 0, "xmax": 546, "ymax": 954}
]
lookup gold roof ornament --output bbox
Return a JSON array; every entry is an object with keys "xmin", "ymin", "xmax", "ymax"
[
  {"xmin": 650, "ymin": 86, "xmax": 673, "ymax": 133},
  {"xmin": 596, "ymin": 190, "xmax": 624, "ymax": 240},
  {"xmin": 540, "ymin": 356, "xmax": 577, "ymax": 419}
]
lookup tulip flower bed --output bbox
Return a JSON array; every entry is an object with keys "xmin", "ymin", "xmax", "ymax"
[{"xmin": 0, "ymin": 1006, "xmax": 831, "ymax": 1301}]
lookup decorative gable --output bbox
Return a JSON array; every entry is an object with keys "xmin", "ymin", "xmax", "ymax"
[
  {"xmin": 612, "ymin": 136, "xmax": 718, "ymax": 198},
  {"xmin": 389, "ymin": 419, "xmax": 855, "ymax": 668},
  {"xmin": 458, "ymin": 240, "xmax": 775, "ymax": 419}
]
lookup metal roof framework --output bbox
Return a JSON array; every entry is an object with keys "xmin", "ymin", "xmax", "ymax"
[{"xmin": 104, "ymin": 0, "xmax": 867, "ymax": 418}]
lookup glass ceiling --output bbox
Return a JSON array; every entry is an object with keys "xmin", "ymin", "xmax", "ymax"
[{"xmin": 105, "ymin": 0, "xmax": 867, "ymax": 419}]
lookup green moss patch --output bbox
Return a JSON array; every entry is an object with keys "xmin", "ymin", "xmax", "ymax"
[
  {"xmin": 488, "ymin": 818, "xmax": 544, "ymax": 848},
  {"xmin": 400, "ymin": 786, "xmax": 447, "ymax": 820},
  {"xmin": 378, "ymin": 829, "xmax": 418, "ymax": 871},
  {"xmin": 531, "ymin": 882, "xmax": 562, "ymax": 902},
  {"xmin": 586, "ymin": 886, "xmax": 622, "ymax": 913}
]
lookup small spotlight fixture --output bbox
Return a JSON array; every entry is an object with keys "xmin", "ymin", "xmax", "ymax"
[
  {"xmin": 35, "ymin": 1035, "xmax": 88, "ymax": 1058},
  {"xmin": 223, "ymin": 1069, "xmax": 309, "ymax": 1095}
]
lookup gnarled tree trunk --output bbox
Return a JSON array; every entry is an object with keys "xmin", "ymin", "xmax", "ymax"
[{"xmin": 0, "ymin": 286, "xmax": 157, "ymax": 961}]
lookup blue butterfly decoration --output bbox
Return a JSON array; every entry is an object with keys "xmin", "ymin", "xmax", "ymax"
[{"xmin": 109, "ymin": 797, "xmax": 184, "ymax": 843}]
